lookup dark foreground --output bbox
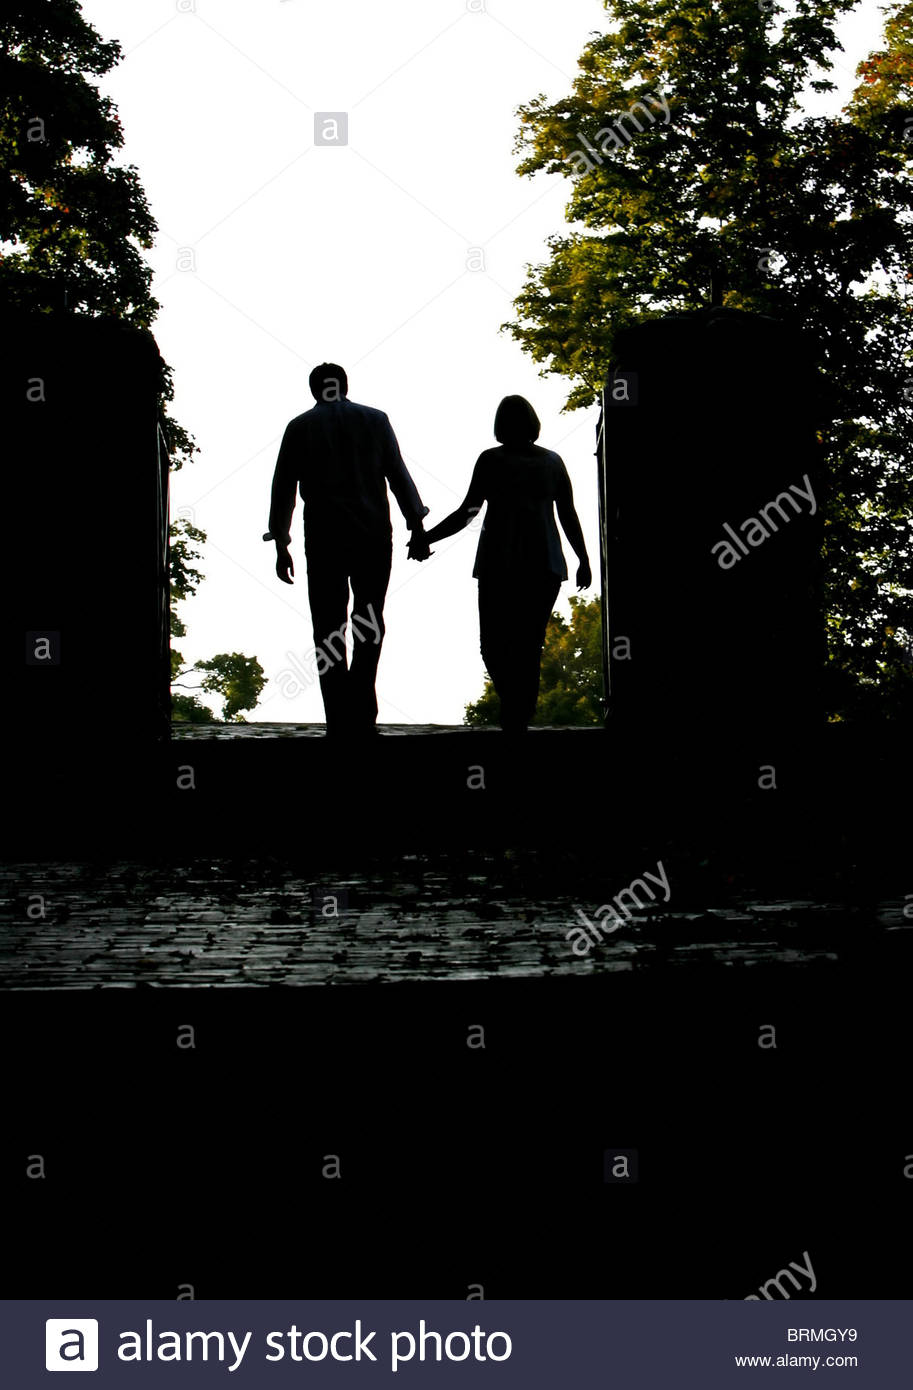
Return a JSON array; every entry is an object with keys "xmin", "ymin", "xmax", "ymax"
[{"xmin": 2, "ymin": 721, "xmax": 910, "ymax": 1297}]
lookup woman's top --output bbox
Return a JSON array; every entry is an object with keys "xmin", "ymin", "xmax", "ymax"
[{"xmin": 466, "ymin": 443, "xmax": 572, "ymax": 581}]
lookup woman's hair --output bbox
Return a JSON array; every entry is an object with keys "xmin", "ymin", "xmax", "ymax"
[{"xmin": 494, "ymin": 395, "xmax": 540, "ymax": 445}]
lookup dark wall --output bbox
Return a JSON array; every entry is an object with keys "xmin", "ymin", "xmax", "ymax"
[
  {"xmin": 1, "ymin": 310, "xmax": 171, "ymax": 775},
  {"xmin": 598, "ymin": 307, "xmax": 826, "ymax": 737}
]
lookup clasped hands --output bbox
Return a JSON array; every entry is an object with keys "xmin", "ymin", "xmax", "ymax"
[{"xmin": 407, "ymin": 527, "xmax": 433, "ymax": 563}]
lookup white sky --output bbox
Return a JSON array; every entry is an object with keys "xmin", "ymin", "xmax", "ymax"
[{"xmin": 80, "ymin": 0, "xmax": 885, "ymax": 724}]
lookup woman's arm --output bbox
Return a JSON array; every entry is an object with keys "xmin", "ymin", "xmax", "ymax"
[
  {"xmin": 555, "ymin": 465, "xmax": 592, "ymax": 587},
  {"xmin": 424, "ymin": 461, "xmax": 486, "ymax": 544}
]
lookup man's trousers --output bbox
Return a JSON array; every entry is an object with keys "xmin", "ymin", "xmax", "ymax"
[{"xmin": 305, "ymin": 534, "xmax": 392, "ymax": 731}]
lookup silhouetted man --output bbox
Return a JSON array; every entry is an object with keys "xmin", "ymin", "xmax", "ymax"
[{"xmin": 265, "ymin": 363, "xmax": 429, "ymax": 734}]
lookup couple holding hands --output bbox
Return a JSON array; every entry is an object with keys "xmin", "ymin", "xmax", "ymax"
[{"xmin": 266, "ymin": 362, "xmax": 591, "ymax": 735}]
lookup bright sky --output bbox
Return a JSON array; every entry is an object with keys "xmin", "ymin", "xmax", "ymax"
[{"xmin": 80, "ymin": 0, "xmax": 884, "ymax": 724}]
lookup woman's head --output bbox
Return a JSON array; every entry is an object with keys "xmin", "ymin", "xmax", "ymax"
[{"xmin": 494, "ymin": 395, "xmax": 540, "ymax": 447}]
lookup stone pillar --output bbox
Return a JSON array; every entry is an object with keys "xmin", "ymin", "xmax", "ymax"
[
  {"xmin": 598, "ymin": 307, "xmax": 825, "ymax": 738},
  {"xmin": 1, "ymin": 310, "xmax": 171, "ymax": 782}
]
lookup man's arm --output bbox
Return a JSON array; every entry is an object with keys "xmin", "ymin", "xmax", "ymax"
[
  {"xmin": 265, "ymin": 422, "xmax": 299, "ymax": 548},
  {"xmin": 379, "ymin": 413, "xmax": 429, "ymax": 531},
  {"xmin": 266, "ymin": 422, "xmax": 300, "ymax": 583}
]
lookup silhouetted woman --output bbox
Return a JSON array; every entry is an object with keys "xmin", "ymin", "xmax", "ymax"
[{"xmin": 422, "ymin": 395, "xmax": 591, "ymax": 732}]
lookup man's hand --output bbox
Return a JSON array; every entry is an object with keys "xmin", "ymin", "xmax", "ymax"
[
  {"xmin": 276, "ymin": 544, "xmax": 295, "ymax": 584},
  {"xmin": 407, "ymin": 531, "xmax": 432, "ymax": 562},
  {"xmin": 576, "ymin": 558, "xmax": 592, "ymax": 589}
]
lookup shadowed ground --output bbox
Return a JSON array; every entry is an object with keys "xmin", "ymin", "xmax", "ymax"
[
  {"xmin": 6, "ymin": 720, "xmax": 909, "ymax": 988},
  {"xmin": 3, "ymin": 721, "xmax": 910, "ymax": 1298},
  {"xmin": 1, "ymin": 850, "xmax": 910, "ymax": 989}
]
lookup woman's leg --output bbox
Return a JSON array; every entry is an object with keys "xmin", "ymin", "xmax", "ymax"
[
  {"xmin": 478, "ymin": 580, "xmax": 514, "ymax": 724},
  {"xmin": 479, "ymin": 575, "xmax": 560, "ymax": 730},
  {"xmin": 512, "ymin": 574, "xmax": 561, "ymax": 727},
  {"xmin": 478, "ymin": 581, "xmax": 502, "ymax": 684}
]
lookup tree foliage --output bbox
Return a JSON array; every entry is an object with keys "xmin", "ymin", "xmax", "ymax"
[
  {"xmin": 169, "ymin": 521, "xmax": 267, "ymax": 722},
  {"xmin": 191, "ymin": 653, "xmax": 267, "ymax": 723},
  {"xmin": 172, "ymin": 646, "xmax": 268, "ymax": 723},
  {"xmin": 1, "ymin": 1, "xmax": 267, "ymax": 722},
  {"xmin": 171, "ymin": 652, "xmax": 267, "ymax": 723},
  {"xmin": 505, "ymin": 0, "xmax": 913, "ymax": 717},
  {"xmin": 0, "ymin": 0, "xmax": 194, "ymax": 465},
  {"xmin": 169, "ymin": 518, "xmax": 207, "ymax": 632},
  {"xmin": 848, "ymin": 0, "xmax": 913, "ymax": 130},
  {"xmin": 465, "ymin": 595, "xmax": 604, "ymax": 726}
]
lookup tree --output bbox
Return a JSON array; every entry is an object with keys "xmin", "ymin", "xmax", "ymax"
[
  {"xmin": 848, "ymin": 0, "xmax": 913, "ymax": 132},
  {"xmin": 172, "ymin": 651, "xmax": 267, "ymax": 724},
  {"xmin": 1, "ymin": 1, "xmax": 266, "ymax": 721},
  {"xmin": 0, "ymin": 0, "xmax": 193, "ymax": 465},
  {"xmin": 504, "ymin": 0, "xmax": 913, "ymax": 718},
  {"xmin": 169, "ymin": 517, "xmax": 213, "ymax": 721},
  {"xmin": 194, "ymin": 654, "xmax": 268, "ymax": 723},
  {"xmin": 465, "ymin": 595, "xmax": 604, "ymax": 725},
  {"xmin": 169, "ymin": 521, "xmax": 266, "ymax": 721}
]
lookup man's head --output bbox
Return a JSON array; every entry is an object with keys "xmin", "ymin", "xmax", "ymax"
[
  {"xmin": 494, "ymin": 394, "xmax": 540, "ymax": 447},
  {"xmin": 309, "ymin": 362, "xmax": 348, "ymax": 403}
]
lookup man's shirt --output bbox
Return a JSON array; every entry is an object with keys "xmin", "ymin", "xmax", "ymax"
[{"xmin": 267, "ymin": 398, "xmax": 428, "ymax": 548}]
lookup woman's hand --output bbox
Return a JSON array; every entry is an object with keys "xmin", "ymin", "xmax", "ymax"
[
  {"xmin": 408, "ymin": 532, "xmax": 432, "ymax": 561},
  {"xmin": 576, "ymin": 558, "xmax": 592, "ymax": 589}
]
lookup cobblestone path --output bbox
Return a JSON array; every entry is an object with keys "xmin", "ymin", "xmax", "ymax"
[{"xmin": 1, "ymin": 851, "xmax": 908, "ymax": 988}]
